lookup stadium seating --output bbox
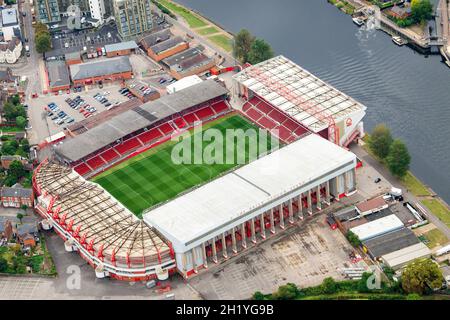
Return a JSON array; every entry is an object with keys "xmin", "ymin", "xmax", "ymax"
[
  {"xmin": 138, "ymin": 128, "xmax": 163, "ymax": 144},
  {"xmin": 114, "ymin": 137, "xmax": 142, "ymax": 155},
  {"xmin": 100, "ymin": 148, "xmax": 120, "ymax": 163},
  {"xmin": 173, "ymin": 117, "xmax": 187, "ymax": 129},
  {"xmin": 194, "ymin": 106, "xmax": 215, "ymax": 120},
  {"xmin": 86, "ymin": 155, "xmax": 107, "ymax": 170},
  {"xmin": 158, "ymin": 123, "xmax": 174, "ymax": 135},
  {"xmin": 241, "ymin": 96, "xmax": 310, "ymax": 144},
  {"xmin": 211, "ymin": 101, "xmax": 229, "ymax": 114},
  {"xmin": 74, "ymin": 163, "xmax": 91, "ymax": 176},
  {"xmin": 183, "ymin": 113, "xmax": 200, "ymax": 125}
]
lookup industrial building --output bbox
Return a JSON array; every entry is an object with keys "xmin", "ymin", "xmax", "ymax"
[
  {"xmin": 104, "ymin": 41, "xmax": 138, "ymax": 57},
  {"xmin": 233, "ymin": 55, "xmax": 367, "ymax": 146},
  {"xmin": 350, "ymin": 214, "xmax": 404, "ymax": 242},
  {"xmin": 381, "ymin": 243, "xmax": 431, "ymax": 270},
  {"xmin": 162, "ymin": 47, "xmax": 216, "ymax": 80},
  {"xmin": 166, "ymin": 75, "xmax": 203, "ymax": 94},
  {"xmin": 144, "ymin": 36, "xmax": 189, "ymax": 62},
  {"xmin": 144, "ymin": 134, "xmax": 357, "ymax": 278},
  {"xmin": 69, "ymin": 56, "xmax": 133, "ymax": 86},
  {"xmin": 47, "ymin": 60, "xmax": 71, "ymax": 92}
]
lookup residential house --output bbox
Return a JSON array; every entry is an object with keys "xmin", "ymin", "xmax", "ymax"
[
  {"xmin": 0, "ymin": 183, "xmax": 34, "ymax": 208},
  {"xmin": 0, "ymin": 37, "xmax": 22, "ymax": 64}
]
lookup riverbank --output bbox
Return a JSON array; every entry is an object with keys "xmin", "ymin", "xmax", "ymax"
[
  {"xmin": 156, "ymin": 0, "xmax": 235, "ymax": 53},
  {"xmin": 360, "ymin": 136, "xmax": 450, "ymax": 237}
]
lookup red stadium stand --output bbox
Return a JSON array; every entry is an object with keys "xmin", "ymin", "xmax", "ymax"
[
  {"xmin": 158, "ymin": 123, "xmax": 174, "ymax": 135},
  {"xmin": 195, "ymin": 106, "xmax": 215, "ymax": 120},
  {"xmin": 173, "ymin": 117, "xmax": 187, "ymax": 129},
  {"xmin": 74, "ymin": 163, "xmax": 91, "ymax": 176},
  {"xmin": 258, "ymin": 117, "xmax": 277, "ymax": 130},
  {"xmin": 246, "ymin": 108, "xmax": 263, "ymax": 122},
  {"xmin": 254, "ymin": 99, "xmax": 273, "ymax": 114},
  {"xmin": 211, "ymin": 101, "xmax": 229, "ymax": 114},
  {"xmin": 183, "ymin": 113, "xmax": 200, "ymax": 125},
  {"xmin": 86, "ymin": 155, "xmax": 106, "ymax": 170},
  {"xmin": 138, "ymin": 128, "xmax": 163, "ymax": 144},
  {"xmin": 114, "ymin": 137, "xmax": 142, "ymax": 155},
  {"xmin": 100, "ymin": 148, "xmax": 120, "ymax": 162}
]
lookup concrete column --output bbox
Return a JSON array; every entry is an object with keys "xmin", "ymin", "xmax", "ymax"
[
  {"xmin": 241, "ymin": 223, "xmax": 247, "ymax": 249},
  {"xmin": 325, "ymin": 180, "xmax": 331, "ymax": 205},
  {"xmin": 298, "ymin": 194, "xmax": 303, "ymax": 220},
  {"xmin": 260, "ymin": 213, "xmax": 266, "ymax": 239},
  {"xmin": 334, "ymin": 176, "xmax": 340, "ymax": 201},
  {"xmin": 288, "ymin": 198, "xmax": 294, "ymax": 224},
  {"xmin": 222, "ymin": 233, "xmax": 228, "ymax": 259},
  {"xmin": 316, "ymin": 185, "xmax": 322, "ymax": 211},
  {"xmin": 231, "ymin": 227, "xmax": 237, "ymax": 254},
  {"xmin": 344, "ymin": 172, "xmax": 349, "ymax": 194},
  {"xmin": 307, "ymin": 189, "xmax": 313, "ymax": 215},
  {"xmin": 279, "ymin": 204, "xmax": 285, "ymax": 229},
  {"xmin": 250, "ymin": 218, "xmax": 256, "ymax": 243},
  {"xmin": 202, "ymin": 242, "xmax": 208, "ymax": 269},
  {"xmin": 192, "ymin": 248, "xmax": 198, "ymax": 273},
  {"xmin": 181, "ymin": 252, "xmax": 187, "ymax": 274},
  {"xmin": 270, "ymin": 208, "xmax": 276, "ymax": 233},
  {"xmin": 211, "ymin": 239, "xmax": 218, "ymax": 263}
]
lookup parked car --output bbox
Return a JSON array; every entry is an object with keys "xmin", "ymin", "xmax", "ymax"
[{"xmin": 374, "ymin": 178, "xmax": 381, "ymax": 183}]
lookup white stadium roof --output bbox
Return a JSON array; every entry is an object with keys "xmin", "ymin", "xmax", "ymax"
[
  {"xmin": 233, "ymin": 55, "xmax": 367, "ymax": 132},
  {"xmin": 144, "ymin": 134, "xmax": 356, "ymax": 252}
]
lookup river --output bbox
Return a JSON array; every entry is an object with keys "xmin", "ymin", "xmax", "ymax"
[{"xmin": 175, "ymin": 0, "xmax": 450, "ymax": 203}]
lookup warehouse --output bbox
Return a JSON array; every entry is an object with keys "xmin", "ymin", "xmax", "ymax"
[
  {"xmin": 362, "ymin": 227, "xmax": 420, "ymax": 259},
  {"xmin": 47, "ymin": 60, "xmax": 70, "ymax": 92},
  {"xmin": 69, "ymin": 56, "xmax": 133, "ymax": 86},
  {"xmin": 350, "ymin": 215, "xmax": 404, "ymax": 242},
  {"xmin": 144, "ymin": 134, "xmax": 358, "ymax": 278},
  {"xmin": 104, "ymin": 41, "xmax": 138, "ymax": 57},
  {"xmin": 162, "ymin": 47, "xmax": 216, "ymax": 80},
  {"xmin": 233, "ymin": 55, "xmax": 367, "ymax": 146},
  {"xmin": 145, "ymin": 36, "xmax": 189, "ymax": 62},
  {"xmin": 381, "ymin": 243, "xmax": 431, "ymax": 270}
]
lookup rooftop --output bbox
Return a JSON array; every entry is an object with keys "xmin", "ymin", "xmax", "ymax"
[
  {"xmin": 233, "ymin": 55, "xmax": 367, "ymax": 132},
  {"xmin": 362, "ymin": 227, "xmax": 419, "ymax": 258},
  {"xmin": 47, "ymin": 60, "xmax": 70, "ymax": 88},
  {"xmin": 381, "ymin": 243, "xmax": 431, "ymax": 269},
  {"xmin": 1, "ymin": 8, "xmax": 18, "ymax": 26},
  {"xmin": 1, "ymin": 185, "xmax": 33, "ymax": 198},
  {"xmin": 69, "ymin": 56, "xmax": 132, "ymax": 81},
  {"xmin": 140, "ymin": 29, "xmax": 172, "ymax": 48},
  {"xmin": 144, "ymin": 134, "xmax": 356, "ymax": 251},
  {"xmin": 162, "ymin": 47, "xmax": 204, "ymax": 66},
  {"xmin": 350, "ymin": 214, "xmax": 404, "ymax": 241},
  {"xmin": 34, "ymin": 162, "xmax": 172, "ymax": 265},
  {"xmin": 150, "ymin": 36, "xmax": 186, "ymax": 54},
  {"xmin": 104, "ymin": 41, "xmax": 138, "ymax": 53},
  {"xmin": 356, "ymin": 196, "xmax": 388, "ymax": 214},
  {"xmin": 55, "ymin": 80, "xmax": 229, "ymax": 162}
]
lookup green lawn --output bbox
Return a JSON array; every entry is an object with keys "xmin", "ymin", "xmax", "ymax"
[
  {"xmin": 208, "ymin": 34, "xmax": 233, "ymax": 52},
  {"xmin": 401, "ymin": 172, "xmax": 431, "ymax": 197},
  {"xmin": 157, "ymin": 0, "xmax": 207, "ymax": 28},
  {"xmin": 422, "ymin": 199, "xmax": 450, "ymax": 228},
  {"xmin": 423, "ymin": 228, "xmax": 449, "ymax": 249},
  {"xmin": 197, "ymin": 26, "xmax": 219, "ymax": 36},
  {"xmin": 93, "ymin": 115, "xmax": 277, "ymax": 217}
]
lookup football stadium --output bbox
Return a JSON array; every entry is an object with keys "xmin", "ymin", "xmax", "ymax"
[{"xmin": 33, "ymin": 56, "xmax": 365, "ymax": 281}]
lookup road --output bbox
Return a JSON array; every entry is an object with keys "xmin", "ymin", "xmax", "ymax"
[{"xmin": 350, "ymin": 144, "xmax": 450, "ymax": 241}]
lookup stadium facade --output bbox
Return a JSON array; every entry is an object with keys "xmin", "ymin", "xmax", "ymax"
[{"xmin": 143, "ymin": 134, "xmax": 357, "ymax": 278}]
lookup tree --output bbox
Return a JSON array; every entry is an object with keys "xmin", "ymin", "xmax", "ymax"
[
  {"xmin": 247, "ymin": 38, "xmax": 274, "ymax": 65},
  {"xmin": 16, "ymin": 212, "xmax": 24, "ymax": 224},
  {"xmin": 0, "ymin": 257, "xmax": 8, "ymax": 273},
  {"xmin": 386, "ymin": 139, "xmax": 411, "ymax": 178},
  {"xmin": 33, "ymin": 22, "xmax": 49, "ymax": 36},
  {"xmin": 233, "ymin": 29, "xmax": 255, "ymax": 63},
  {"xmin": 346, "ymin": 230, "xmax": 361, "ymax": 247},
  {"xmin": 406, "ymin": 293, "xmax": 422, "ymax": 300},
  {"xmin": 20, "ymin": 139, "xmax": 30, "ymax": 153},
  {"xmin": 3, "ymin": 102, "xmax": 26, "ymax": 122},
  {"xmin": 21, "ymin": 204, "xmax": 28, "ymax": 212},
  {"xmin": 411, "ymin": 0, "xmax": 433, "ymax": 23},
  {"xmin": 401, "ymin": 259, "xmax": 443, "ymax": 295},
  {"xmin": 9, "ymin": 94, "xmax": 20, "ymax": 106},
  {"xmin": 357, "ymin": 272, "xmax": 375, "ymax": 293},
  {"xmin": 9, "ymin": 160, "xmax": 26, "ymax": 181},
  {"xmin": 321, "ymin": 277, "xmax": 338, "ymax": 294},
  {"xmin": 35, "ymin": 33, "xmax": 52, "ymax": 54},
  {"xmin": 272, "ymin": 283, "xmax": 298, "ymax": 300},
  {"xmin": 16, "ymin": 116, "xmax": 27, "ymax": 129},
  {"xmin": 252, "ymin": 291, "xmax": 265, "ymax": 300},
  {"xmin": 369, "ymin": 124, "xmax": 393, "ymax": 159}
]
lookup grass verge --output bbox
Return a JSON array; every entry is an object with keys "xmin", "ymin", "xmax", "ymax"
[
  {"xmin": 208, "ymin": 34, "xmax": 233, "ymax": 52},
  {"xmin": 422, "ymin": 199, "xmax": 450, "ymax": 228}
]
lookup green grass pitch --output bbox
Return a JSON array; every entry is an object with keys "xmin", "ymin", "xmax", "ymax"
[{"xmin": 93, "ymin": 115, "xmax": 277, "ymax": 218}]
